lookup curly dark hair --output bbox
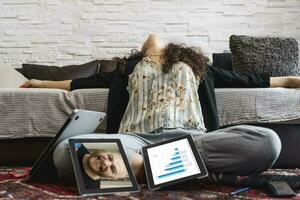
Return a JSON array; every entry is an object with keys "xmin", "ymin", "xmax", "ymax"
[{"xmin": 162, "ymin": 43, "xmax": 209, "ymax": 81}]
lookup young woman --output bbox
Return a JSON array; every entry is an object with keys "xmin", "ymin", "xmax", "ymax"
[{"xmin": 22, "ymin": 34, "xmax": 300, "ymax": 184}]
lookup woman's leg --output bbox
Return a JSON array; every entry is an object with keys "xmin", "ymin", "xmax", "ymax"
[{"xmin": 193, "ymin": 125, "xmax": 282, "ymax": 176}]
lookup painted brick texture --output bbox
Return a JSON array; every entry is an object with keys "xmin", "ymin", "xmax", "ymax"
[{"xmin": 0, "ymin": 0, "xmax": 299, "ymax": 66}]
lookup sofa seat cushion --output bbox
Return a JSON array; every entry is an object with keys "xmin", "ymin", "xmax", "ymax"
[
  {"xmin": 216, "ymin": 88, "xmax": 300, "ymax": 127},
  {"xmin": 0, "ymin": 88, "xmax": 108, "ymax": 138},
  {"xmin": 0, "ymin": 88, "xmax": 300, "ymax": 137}
]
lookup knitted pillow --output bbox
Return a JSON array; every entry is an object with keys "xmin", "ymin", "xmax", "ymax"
[{"xmin": 229, "ymin": 35, "xmax": 299, "ymax": 76}]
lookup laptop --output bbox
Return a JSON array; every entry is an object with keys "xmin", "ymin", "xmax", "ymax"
[
  {"xmin": 26, "ymin": 109, "xmax": 106, "ymax": 182},
  {"xmin": 142, "ymin": 135, "xmax": 208, "ymax": 190},
  {"xmin": 68, "ymin": 138, "xmax": 139, "ymax": 195}
]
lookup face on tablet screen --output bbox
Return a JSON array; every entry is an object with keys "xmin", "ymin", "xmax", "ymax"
[
  {"xmin": 74, "ymin": 142, "xmax": 133, "ymax": 189},
  {"xmin": 87, "ymin": 151, "xmax": 127, "ymax": 179}
]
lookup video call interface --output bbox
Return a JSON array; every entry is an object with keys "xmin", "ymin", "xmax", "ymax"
[{"xmin": 74, "ymin": 142, "xmax": 133, "ymax": 190}]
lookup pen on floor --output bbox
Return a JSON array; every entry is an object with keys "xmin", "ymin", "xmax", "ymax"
[{"xmin": 230, "ymin": 187, "xmax": 251, "ymax": 196}]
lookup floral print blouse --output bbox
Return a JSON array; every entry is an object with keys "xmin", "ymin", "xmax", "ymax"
[{"xmin": 118, "ymin": 57, "xmax": 207, "ymax": 134}]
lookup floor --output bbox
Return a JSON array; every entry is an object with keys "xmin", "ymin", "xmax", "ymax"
[{"xmin": 1, "ymin": 167, "xmax": 300, "ymax": 200}]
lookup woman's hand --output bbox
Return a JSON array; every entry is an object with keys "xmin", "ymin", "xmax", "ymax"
[{"xmin": 20, "ymin": 79, "xmax": 44, "ymax": 88}]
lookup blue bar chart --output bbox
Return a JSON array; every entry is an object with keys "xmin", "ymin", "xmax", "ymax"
[
  {"xmin": 147, "ymin": 138, "xmax": 201, "ymax": 185},
  {"xmin": 158, "ymin": 148, "xmax": 186, "ymax": 179}
]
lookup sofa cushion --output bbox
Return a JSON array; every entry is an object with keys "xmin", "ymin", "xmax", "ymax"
[
  {"xmin": 99, "ymin": 59, "xmax": 119, "ymax": 73},
  {"xmin": 0, "ymin": 88, "xmax": 108, "ymax": 138},
  {"xmin": 212, "ymin": 53, "xmax": 233, "ymax": 71},
  {"xmin": 215, "ymin": 88, "xmax": 300, "ymax": 127},
  {"xmin": 0, "ymin": 63, "xmax": 28, "ymax": 88},
  {"xmin": 22, "ymin": 60, "xmax": 100, "ymax": 81},
  {"xmin": 15, "ymin": 68, "xmax": 25, "ymax": 75},
  {"xmin": 229, "ymin": 35, "xmax": 299, "ymax": 76}
]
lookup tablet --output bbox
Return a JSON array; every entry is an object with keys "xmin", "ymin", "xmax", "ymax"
[
  {"xmin": 26, "ymin": 109, "xmax": 106, "ymax": 182},
  {"xmin": 142, "ymin": 135, "xmax": 208, "ymax": 190},
  {"xmin": 69, "ymin": 138, "xmax": 139, "ymax": 195}
]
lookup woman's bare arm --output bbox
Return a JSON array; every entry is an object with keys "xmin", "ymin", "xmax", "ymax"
[
  {"xmin": 20, "ymin": 79, "xmax": 72, "ymax": 91},
  {"xmin": 270, "ymin": 76, "xmax": 300, "ymax": 88}
]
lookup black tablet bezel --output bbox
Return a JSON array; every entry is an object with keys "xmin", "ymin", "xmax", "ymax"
[
  {"xmin": 69, "ymin": 138, "xmax": 140, "ymax": 195},
  {"xmin": 142, "ymin": 135, "xmax": 208, "ymax": 190}
]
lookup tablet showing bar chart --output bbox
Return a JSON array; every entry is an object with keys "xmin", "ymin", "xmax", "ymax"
[{"xmin": 146, "ymin": 138, "xmax": 201, "ymax": 185}]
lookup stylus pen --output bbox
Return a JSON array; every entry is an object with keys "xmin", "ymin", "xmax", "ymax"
[{"xmin": 230, "ymin": 187, "xmax": 251, "ymax": 196}]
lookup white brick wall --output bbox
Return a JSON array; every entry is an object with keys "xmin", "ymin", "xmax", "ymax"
[{"xmin": 0, "ymin": 0, "xmax": 299, "ymax": 66}]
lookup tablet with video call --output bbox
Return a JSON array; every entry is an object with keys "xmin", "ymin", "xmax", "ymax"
[{"xmin": 69, "ymin": 138, "xmax": 139, "ymax": 195}]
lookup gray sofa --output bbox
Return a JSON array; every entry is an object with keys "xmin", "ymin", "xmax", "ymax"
[
  {"xmin": 0, "ymin": 87, "xmax": 299, "ymax": 168},
  {"xmin": 1, "ymin": 45, "xmax": 299, "ymax": 167}
]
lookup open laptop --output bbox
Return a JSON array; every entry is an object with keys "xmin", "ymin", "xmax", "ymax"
[
  {"xmin": 142, "ymin": 135, "xmax": 208, "ymax": 190},
  {"xmin": 26, "ymin": 109, "xmax": 106, "ymax": 182},
  {"xmin": 69, "ymin": 138, "xmax": 139, "ymax": 195}
]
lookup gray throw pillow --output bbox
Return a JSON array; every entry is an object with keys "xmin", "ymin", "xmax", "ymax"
[
  {"xmin": 230, "ymin": 35, "xmax": 299, "ymax": 76},
  {"xmin": 22, "ymin": 60, "xmax": 100, "ymax": 81}
]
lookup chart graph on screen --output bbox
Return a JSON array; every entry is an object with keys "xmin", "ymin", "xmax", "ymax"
[
  {"xmin": 157, "ymin": 147, "xmax": 189, "ymax": 179},
  {"xmin": 147, "ymin": 138, "xmax": 201, "ymax": 185}
]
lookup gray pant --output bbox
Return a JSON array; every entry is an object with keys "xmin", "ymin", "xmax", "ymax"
[
  {"xmin": 194, "ymin": 125, "xmax": 281, "ymax": 176},
  {"xmin": 53, "ymin": 125, "xmax": 281, "ymax": 181}
]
